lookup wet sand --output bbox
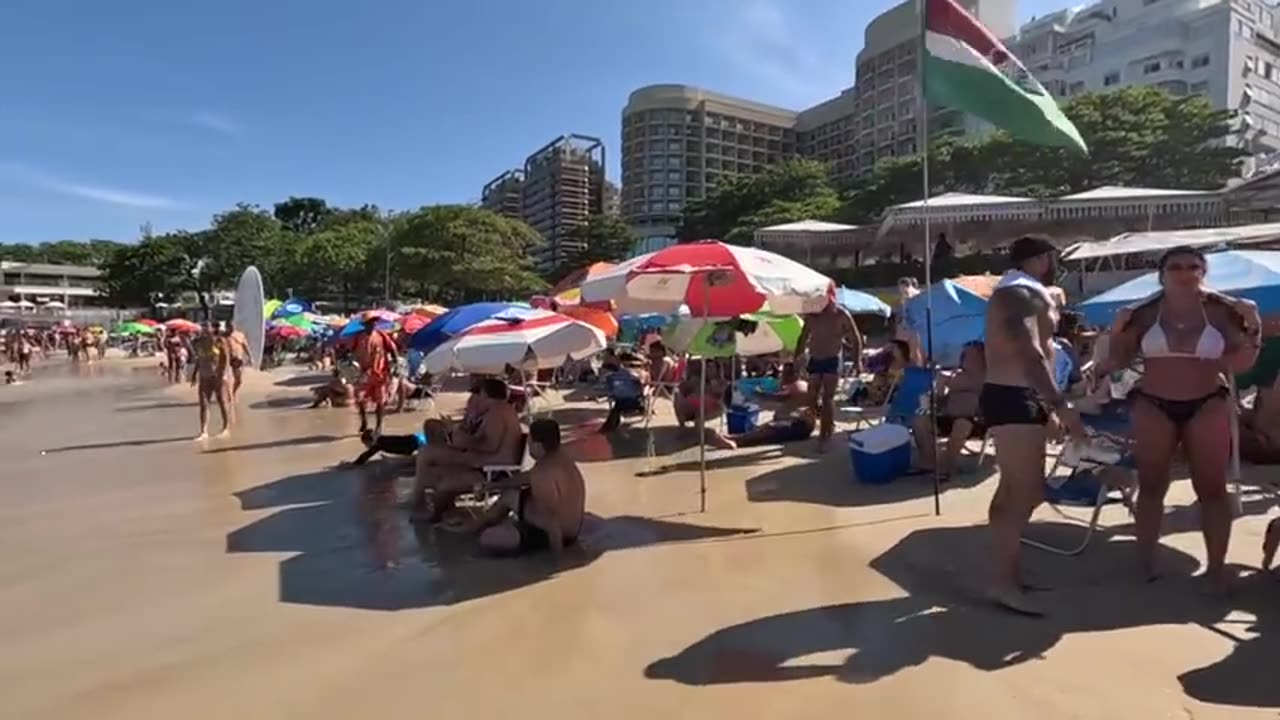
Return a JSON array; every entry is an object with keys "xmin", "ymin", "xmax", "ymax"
[{"xmin": 1, "ymin": 362, "xmax": 1276, "ymax": 719}]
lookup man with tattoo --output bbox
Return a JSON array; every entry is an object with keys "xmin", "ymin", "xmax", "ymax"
[{"xmin": 982, "ymin": 236, "xmax": 1086, "ymax": 615}]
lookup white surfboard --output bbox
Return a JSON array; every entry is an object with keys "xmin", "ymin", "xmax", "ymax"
[{"xmin": 231, "ymin": 266, "xmax": 265, "ymax": 369}]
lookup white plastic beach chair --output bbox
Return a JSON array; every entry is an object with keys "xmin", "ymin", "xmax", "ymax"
[{"xmin": 838, "ymin": 375, "xmax": 895, "ymax": 430}]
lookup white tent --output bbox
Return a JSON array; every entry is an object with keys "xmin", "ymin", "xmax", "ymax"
[
  {"xmin": 16, "ymin": 299, "xmax": 35, "ymax": 309},
  {"xmin": 42, "ymin": 300, "xmax": 67, "ymax": 310},
  {"xmin": 1061, "ymin": 222, "xmax": 1280, "ymax": 262},
  {"xmin": 753, "ymin": 219, "xmax": 862, "ymax": 265}
]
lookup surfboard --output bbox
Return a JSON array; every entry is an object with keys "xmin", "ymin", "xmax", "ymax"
[{"xmin": 231, "ymin": 266, "xmax": 265, "ymax": 369}]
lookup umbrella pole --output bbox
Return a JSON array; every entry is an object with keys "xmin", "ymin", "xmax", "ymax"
[
  {"xmin": 699, "ymin": 283, "xmax": 709, "ymax": 513},
  {"xmin": 918, "ymin": 45, "xmax": 941, "ymax": 517}
]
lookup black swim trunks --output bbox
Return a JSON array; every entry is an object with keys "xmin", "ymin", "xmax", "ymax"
[
  {"xmin": 513, "ymin": 488, "xmax": 578, "ymax": 555},
  {"xmin": 978, "ymin": 383, "xmax": 1050, "ymax": 427}
]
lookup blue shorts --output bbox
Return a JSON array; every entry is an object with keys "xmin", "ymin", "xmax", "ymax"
[{"xmin": 807, "ymin": 355, "xmax": 841, "ymax": 376}]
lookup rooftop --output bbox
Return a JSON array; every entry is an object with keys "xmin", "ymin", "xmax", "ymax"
[{"xmin": 0, "ymin": 261, "xmax": 102, "ymax": 278}]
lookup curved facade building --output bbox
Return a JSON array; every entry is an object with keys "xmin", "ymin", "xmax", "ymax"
[{"xmin": 621, "ymin": 85, "xmax": 798, "ymax": 240}]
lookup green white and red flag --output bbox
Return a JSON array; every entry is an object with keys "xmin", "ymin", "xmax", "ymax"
[{"xmin": 923, "ymin": 0, "xmax": 1088, "ymax": 153}]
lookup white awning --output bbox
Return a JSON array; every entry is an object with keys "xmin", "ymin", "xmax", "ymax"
[
  {"xmin": 1061, "ymin": 222, "xmax": 1280, "ymax": 261},
  {"xmin": 756, "ymin": 219, "xmax": 858, "ymax": 233}
]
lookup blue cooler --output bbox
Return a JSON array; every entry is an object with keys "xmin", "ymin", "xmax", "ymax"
[
  {"xmin": 848, "ymin": 424, "xmax": 911, "ymax": 485},
  {"xmin": 726, "ymin": 405, "xmax": 760, "ymax": 434}
]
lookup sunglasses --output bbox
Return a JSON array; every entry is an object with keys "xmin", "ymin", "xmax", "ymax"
[{"xmin": 1164, "ymin": 262, "xmax": 1204, "ymax": 273}]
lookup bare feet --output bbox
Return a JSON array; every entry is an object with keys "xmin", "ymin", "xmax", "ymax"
[
  {"xmin": 987, "ymin": 584, "xmax": 1045, "ymax": 617},
  {"xmin": 192, "ymin": 433, "xmax": 209, "ymax": 442},
  {"xmin": 214, "ymin": 428, "xmax": 231, "ymax": 440}
]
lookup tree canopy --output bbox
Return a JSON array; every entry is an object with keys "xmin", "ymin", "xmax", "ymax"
[{"xmin": 681, "ymin": 86, "xmax": 1246, "ymax": 234}]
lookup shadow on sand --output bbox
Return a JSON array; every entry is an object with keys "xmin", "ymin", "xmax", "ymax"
[
  {"xmin": 273, "ymin": 373, "xmax": 331, "ymax": 388},
  {"xmin": 115, "ymin": 400, "xmax": 198, "ymax": 412},
  {"xmin": 645, "ymin": 521, "xmax": 1278, "ymax": 709},
  {"xmin": 41, "ymin": 435, "xmax": 193, "ymax": 453},
  {"xmin": 226, "ymin": 463, "xmax": 759, "ymax": 611},
  {"xmin": 745, "ymin": 453, "xmax": 998, "ymax": 509},
  {"xmin": 203, "ymin": 433, "xmax": 346, "ymax": 454},
  {"xmin": 249, "ymin": 395, "xmax": 317, "ymax": 410}
]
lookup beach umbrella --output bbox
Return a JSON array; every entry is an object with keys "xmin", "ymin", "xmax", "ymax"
[
  {"xmin": 903, "ymin": 279, "xmax": 989, "ymax": 368},
  {"xmin": 263, "ymin": 298, "xmax": 283, "ymax": 318},
  {"xmin": 16, "ymin": 299, "xmax": 35, "ymax": 309},
  {"xmin": 42, "ymin": 300, "xmax": 67, "ymax": 310},
  {"xmin": 551, "ymin": 261, "xmax": 618, "ymax": 307},
  {"xmin": 664, "ymin": 313, "xmax": 803, "ymax": 358},
  {"xmin": 275, "ymin": 313, "xmax": 316, "ymax": 330},
  {"xmin": 267, "ymin": 324, "xmax": 308, "ymax": 340},
  {"xmin": 401, "ymin": 313, "xmax": 432, "ymax": 335},
  {"xmin": 164, "ymin": 318, "xmax": 201, "ymax": 333},
  {"xmin": 404, "ymin": 303, "xmax": 449, "ymax": 319},
  {"xmin": 338, "ymin": 316, "xmax": 396, "ymax": 338},
  {"xmin": 580, "ymin": 240, "xmax": 834, "ymax": 317},
  {"xmin": 423, "ymin": 309, "xmax": 606, "ymax": 375},
  {"xmin": 114, "ymin": 321, "xmax": 156, "ymax": 336},
  {"xmin": 360, "ymin": 308, "xmax": 401, "ymax": 324},
  {"xmin": 135, "ymin": 318, "xmax": 161, "ymax": 327},
  {"xmin": 836, "ymin": 286, "xmax": 892, "ymax": 317},
  {"xmin": 408, "ymin": 302, "xmax": 538, "ymax": 353},
  {"xmin": 1077, "ymin": 250, "xmax": 1280, "ymax": 327},
  {"xmin": 580, "ymin": 239, "xmax": 834, "ymax": 513},
  {"xmin": 272, "ymin": 297, "xmax": 312, "ymax": 319},
  {"xmin": 560, "ymin": 305, "xmax": 619, "ymax": 340}
]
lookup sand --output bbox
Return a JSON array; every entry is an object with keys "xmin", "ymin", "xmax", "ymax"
[{"xmin": 0, "ymin": 359, "xmax": 1275, "ymax": 719}]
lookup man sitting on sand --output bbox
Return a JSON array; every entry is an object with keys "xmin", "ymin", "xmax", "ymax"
[
  {"xmin": 460, "ymin": 419, "xmax": 585, "ymax": 557},
  {"xmin": 190, "ymin": 322, "xmax": 232, "ymax": 441},
  {"xmin": 311, "ymin": 369, "xmax": 355, "ymax": 408},
  {"xmin": 410, "ymin": 378, "xmax": 524, "ymax": 520}
]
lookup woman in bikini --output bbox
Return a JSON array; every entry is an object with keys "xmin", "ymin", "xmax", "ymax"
[{"xmin": 1097, "ymin": 247, "xmax": 1261, "ymax": 590}]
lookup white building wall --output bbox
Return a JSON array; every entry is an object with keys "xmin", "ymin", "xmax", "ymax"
[{"xmin": 1010, "ymin": 0, "xmax": 1280, "ymax": 154}]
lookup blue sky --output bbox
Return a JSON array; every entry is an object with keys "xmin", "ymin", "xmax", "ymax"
[{"xmin": 0, "ymin": 0, "xmax": 1062, "ymax": 243}]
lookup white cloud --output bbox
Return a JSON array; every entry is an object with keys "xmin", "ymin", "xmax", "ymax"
[
  {"xmin": 712, "ymin": 0, "xmax": 849, "ymax": 106},
  {"xmin": 189, "ymin": 111, "xmax": 240, "ymax": 136},
  {"xmin": 0, "ymin": 163, "xmax": 181, "ymax": 209}
]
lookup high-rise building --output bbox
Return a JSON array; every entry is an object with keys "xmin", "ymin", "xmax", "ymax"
[
  {"xmin": 1007, "ymin": 0, "xmax": 1280, "ymax": 154},
  {"xmin": 619, "ymin": 1, "xmax": 1014, "ymax": 240},
  {"xmin": 480, "ymin": 169, "xmax": 524, "ymax": 220},
  {"xmin": 521, "ymin": 134, "xmax": 607, "ymax": 272},
  {"xmin": 621, "ymin": 85, "xmax": 799, "ymax": 243}
]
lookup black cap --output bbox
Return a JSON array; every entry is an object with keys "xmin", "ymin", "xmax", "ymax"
[{"xmin": 1008, "ymin": 235, "xmax": 1056, "ymax": 268}]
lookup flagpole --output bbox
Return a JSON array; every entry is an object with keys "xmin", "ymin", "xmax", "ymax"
[{"xmin": 918, "ymin": 0, "xmax": 941, "ymax": 517}]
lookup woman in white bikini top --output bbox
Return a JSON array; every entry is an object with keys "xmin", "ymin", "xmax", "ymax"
[{"xmin": 1098, "ymin": 246, "xmax": 1261, "ymax": 592}]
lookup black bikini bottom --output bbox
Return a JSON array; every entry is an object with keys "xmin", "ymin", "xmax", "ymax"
[{"xmin": 1131, "ymin": 387, "xmax": 1228, "ymax": 429}]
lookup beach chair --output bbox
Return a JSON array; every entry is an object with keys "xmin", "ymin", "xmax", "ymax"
[
  {"xmin": 1021, "ymin": 403, "xmax": 1133, "ymax": 556},
  {"xmin": 451, "ymin": 434, "xmax": 533, "ymax": 518},
  {"xmin": 838, "ymin": 375, "xmax": 895, "ymax": 429}
]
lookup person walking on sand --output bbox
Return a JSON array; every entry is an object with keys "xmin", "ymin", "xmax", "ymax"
[
  {"xmin": 223, "ymin": 321, "xmax": 250, "ymax": 402},
  {"xmin": 190, "ymin": 321, "xmax": 232, "ymax": 441},
  {"xmin": 795, "ymin": 300, "xmax": 862, "ymax": 452},
  {"xmin": 981, "ymin": 236, "xmax": 1087, "ymax": 616},
  {"xmin": 353, "ymin": 314, "xmax": 398, "ymax": 437}
]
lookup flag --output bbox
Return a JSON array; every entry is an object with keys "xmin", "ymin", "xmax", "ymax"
[{"xmin": 923, "ymin": 0, "xmax": 1088, "ymax": 154}]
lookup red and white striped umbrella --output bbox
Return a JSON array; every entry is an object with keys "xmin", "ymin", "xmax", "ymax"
[
  {"xmin": 423, "ymin": 309, "xmax": 606, "ymax": 375},
  {"xmin": 579, "ymin": 240, "xmax": 835, "ymax": 317}
]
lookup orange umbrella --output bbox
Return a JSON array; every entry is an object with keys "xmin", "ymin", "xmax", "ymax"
[
  {"xmin": 561, "ymin": 305, "xmax": 618, "ymax": 340},
  {"xmin": 407, "ymin": 303, "xmax": 449, "ymax": 319},
  {"xmin": 164, "ymin": 318, "xmax": 201, "ymax": 333},
  {"xmin": 550, "ymin": 261, "xmax": 616, "ymax": 301}
]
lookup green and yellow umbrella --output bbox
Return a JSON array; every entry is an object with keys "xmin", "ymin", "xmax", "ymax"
[
  {"xmin": 114, "ymin": 321, "xmax": 157, "ymax": 336},
  {"xmin": 663, "ymin": 313, "xmax": 803, "ymax": 358}
]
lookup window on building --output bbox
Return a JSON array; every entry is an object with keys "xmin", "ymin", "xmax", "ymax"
[
  {"xmin": 1191, "ymin": 54, "xmax": 1210, "ymax": 69},
  {"xmin": 1190, "ymin": 81, "xmax": 1210, "ymax": 95},
  {"xmin": 1104, "ymin": 71, "xmax": 1121, "ymax": 86},
  {"xmin": 1268, "ymin": 62, "xmax": 1277, "ymax": 81},
  {"xmin": 1143, "ymin": 60, "xmax": 1161, "ymax": 74},
  {"xmin": 1068, "ymin": 81, "xmax": 1086, "ymax": 95}
]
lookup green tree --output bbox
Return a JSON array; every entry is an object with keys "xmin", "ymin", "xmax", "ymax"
[
  {"xmin": 390, "ymin": 205, "xmax": 546, "ymax": 303},
  {"xmin": 273, "ymin": 196, "xmax": 335, "ymax": 235},
  {"xmin": 298, "ymin": 219, "xmax": 382, "ymax": 310},
  {"xmin": 100, "ymin": 233, "xmax": 197, "ymax": 308},
  {"xmin": 680, "ymin": 158, "xmax": 840, "ymax": 243},
  {"xmin": 553, "ymin": 214, "xmax": 637, "ymax": 280}
]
